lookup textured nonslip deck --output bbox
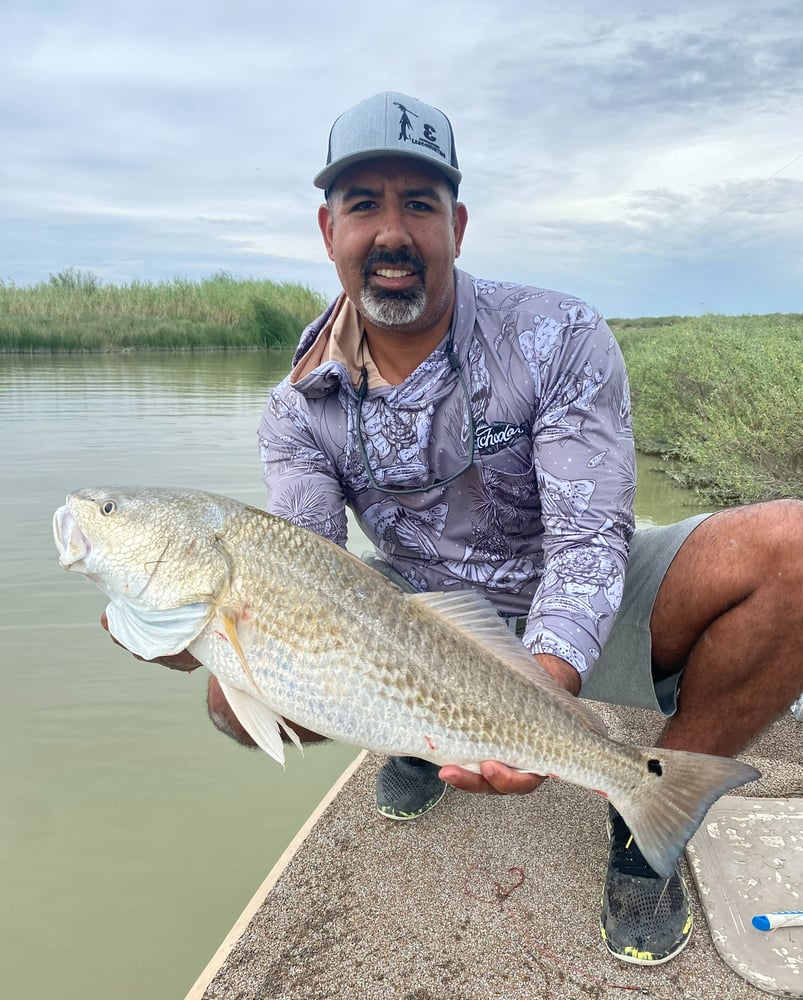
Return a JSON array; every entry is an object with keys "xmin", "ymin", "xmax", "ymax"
[{"xmin": 188, "ymin": 706, "xmax": 802, "ymax": 1000}]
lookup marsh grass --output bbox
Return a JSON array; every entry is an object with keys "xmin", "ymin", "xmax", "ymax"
[
  {"xmin": 0, "ymin": 269, "xmax": 328, "ymax": 351},
  {"xmin": 2, "ymin": 271, "xmax": 800, "ymax": 503},
  {"xmin": 612, "ymin": 313, "xmax": 803, "ymax": 503}
]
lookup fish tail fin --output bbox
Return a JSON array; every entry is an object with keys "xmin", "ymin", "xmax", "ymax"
[{"xmin": 610, "ymin": 749, "xmax": 760, "ymax": 877}]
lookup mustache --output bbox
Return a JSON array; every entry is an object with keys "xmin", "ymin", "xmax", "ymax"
[{"xmin": 362, "ymin": 249, "xmax": 426, "ymax": 280}]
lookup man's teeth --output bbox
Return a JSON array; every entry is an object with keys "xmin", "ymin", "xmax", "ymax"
[{"xmin": 376, "ymin": 268, "xmax": 412, "ymax": 278}]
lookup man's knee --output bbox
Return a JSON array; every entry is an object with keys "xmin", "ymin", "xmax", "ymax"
[
  {"xmin": 650, "ymin": 499, "xmax": 803, "ymax": 669},
  {"xmin": 680, "ymin": 498, "xmax": 802, "ymax": 581},
  {"xmin": 757, "ymin": 497, "xmax": 803, "ymax": 556},
  {"xmin": 737, "ymin": 498, "xmax": 803, "ymax": 587}
]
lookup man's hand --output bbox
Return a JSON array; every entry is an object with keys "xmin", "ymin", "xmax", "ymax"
[
  {"xmin": 439, "ymin": 761, "xmax": 547, "ymax": 794},
  {"xmin": 439, "ymin": 652, "xmax": 580, "ymax": 796},
  {"xmin": 100, "ymin": 611, "xmax": 200, "ymax": 672}
]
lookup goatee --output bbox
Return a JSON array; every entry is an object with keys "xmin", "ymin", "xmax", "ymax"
[{"xmin": 360, "ymin": 251, "xmax": 427, "ymax": 328}]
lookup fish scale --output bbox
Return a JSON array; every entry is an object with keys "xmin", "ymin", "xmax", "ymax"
[{"xmin": 53, "ymin": 485, "xmax": 760, "ymax": 878}]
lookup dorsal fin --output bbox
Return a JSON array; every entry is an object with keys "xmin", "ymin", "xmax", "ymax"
[{"xmin": 406, "ymin": 590, "xmax": 607, "ymax": 737}]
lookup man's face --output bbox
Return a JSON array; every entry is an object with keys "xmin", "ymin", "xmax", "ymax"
[{"xmin": 318, "ymin": 156, "xmax": 468, "ymax": 337}]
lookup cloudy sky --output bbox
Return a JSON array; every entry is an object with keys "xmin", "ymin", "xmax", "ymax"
[{"xmin": 2, "ymin": 0, "xmax": 801, "ymax": 317}]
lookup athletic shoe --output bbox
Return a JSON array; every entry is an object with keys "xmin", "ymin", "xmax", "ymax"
[
  {"xmin": 600, "ymin": 804, "xmax": 693, "ymax": 964},
  {"xmin": 375, "ymin": 756, "xmax": 447, "ymax": 820}
]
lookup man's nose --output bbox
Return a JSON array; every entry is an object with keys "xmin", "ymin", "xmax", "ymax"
[{"xmin": 374, "ymin": 205, "xmax": 413, "ymax": 248}]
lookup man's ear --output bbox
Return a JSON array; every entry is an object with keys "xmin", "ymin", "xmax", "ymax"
[
  {"xmin": 453, "ymin": 202, "xmax": 468, "ymax": 259},
  {"xmin": 318, "ymin": 203, "xmax": 335, "ymax": 262}
]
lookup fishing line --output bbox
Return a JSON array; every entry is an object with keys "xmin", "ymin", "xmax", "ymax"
[
  {"xmin": 681, "ymin": 151, "xmax": 803, "ymax": 244},
  {"xmin": 462, "ymin": 863, "xmax": 655, "ymax": 995}
]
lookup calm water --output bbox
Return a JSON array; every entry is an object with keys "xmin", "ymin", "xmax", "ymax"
[{"xmin": 0, "ymin": 352, "xmax": 712, "ymax": 1000}]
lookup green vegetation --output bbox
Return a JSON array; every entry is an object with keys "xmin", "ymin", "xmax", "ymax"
[
  {"xmin": 2, "ymin": 270, "xmax": 800, "ymax": 504},
  {"xmin": 0, "ymin": 269, "xmax": 328, "ymax": 351},
  {"xmin": 611, "ymin": 313, "xmax": 803, "ymax": 504}
]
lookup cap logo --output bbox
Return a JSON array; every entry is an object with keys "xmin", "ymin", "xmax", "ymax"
[
  {"xmin": 313, "ymin": 92, "xmax": 461, "ymax": 190},
  {"xmin": 394, "ymin": 101, "xmax": 447, "ymax": 162}
]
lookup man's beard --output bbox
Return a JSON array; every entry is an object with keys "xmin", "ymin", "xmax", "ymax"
[{"xmin": 359, "ymin": 251, "xmax": 427, "ymax": 328}]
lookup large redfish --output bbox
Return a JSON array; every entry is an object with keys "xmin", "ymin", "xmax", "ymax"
[{"xmin": 53, "ymin": 486, "xmax": 759, "ymax": 876}]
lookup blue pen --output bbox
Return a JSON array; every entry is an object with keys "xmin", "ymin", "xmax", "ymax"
[{"xmin": 752, "ymin": 911, "xmax": 803, "ymax": 931}]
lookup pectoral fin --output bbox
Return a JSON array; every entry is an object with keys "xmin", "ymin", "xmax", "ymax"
[
  {"xmin": 219, "ymin": 606, "xmax": 263, "ymax": 697},
  {"xmin": 215, "ymin": 611, "xmax": 305, "ymax": 759},
  {"xmin": 106, "ymin": 598, "xmax": 212, "ymax": 660}
]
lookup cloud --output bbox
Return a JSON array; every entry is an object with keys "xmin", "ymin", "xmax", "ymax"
[{"xmin": 1, "ymin": 0, "xmax": 801, "ymax": 315}]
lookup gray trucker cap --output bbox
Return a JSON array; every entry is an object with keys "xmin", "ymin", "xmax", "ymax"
[{"xmin": 314, "ymin": 91, "xmax": 461, "ymax": 191}]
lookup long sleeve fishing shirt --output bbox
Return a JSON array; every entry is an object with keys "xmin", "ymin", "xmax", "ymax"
[{"xmin": 258, "ymin": 268, "xmax": 636, "ymax": 682}]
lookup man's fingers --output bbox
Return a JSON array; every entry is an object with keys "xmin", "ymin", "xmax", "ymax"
[
  {"xmin": 151, "ymin": 650, "xmax": 201, "ymax": 672},
  {"xmin": 439, "ymin": 761, "xmax": 546, "ymax": 795},
  {"xmin": 479, "ymin": 761, "xmax": 545, "ymax": 794},
  {"xmin": 439, "ymin": 765, "xmax": 498, "ymax": 794}
]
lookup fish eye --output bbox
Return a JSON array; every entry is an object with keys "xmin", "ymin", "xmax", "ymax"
[{"xmin": 99, "ymin": 499, "xmax": 117, "ymax": 515}]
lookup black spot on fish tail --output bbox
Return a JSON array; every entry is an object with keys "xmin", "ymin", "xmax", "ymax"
[{"xmin": 612, "ymin": 749, "xmax": 759, "ymax": 877}]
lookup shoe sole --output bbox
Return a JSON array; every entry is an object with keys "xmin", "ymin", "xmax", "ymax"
[
  {"xmin": 375, "ymin": 783, "xmax": 447, "ymax": 821},
  {"xmin": 602, "ymin": 925, "xmax": 692, "ymax": 966}
]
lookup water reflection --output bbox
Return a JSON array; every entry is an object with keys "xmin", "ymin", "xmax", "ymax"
[
  {"xmin": 0, "ymin": 352, "xmax": 712, "ymax": 1000},
  {"xmin": 0, "ymin": 351, "xmax": 357, "ymax": 1000}
]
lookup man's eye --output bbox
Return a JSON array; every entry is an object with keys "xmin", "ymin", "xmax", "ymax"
[
  {"xmin": 349, "ymin": 200, "xmax": 376, "ymax": 212},
  {"xmin": 408, "ymin": 200, "xmax": 432, "ymax": 211}
]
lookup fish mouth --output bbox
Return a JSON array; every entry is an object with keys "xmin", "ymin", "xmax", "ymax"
[{"xmin": 53, "ymin": 503, "xmax": 91, "ymax": 570}]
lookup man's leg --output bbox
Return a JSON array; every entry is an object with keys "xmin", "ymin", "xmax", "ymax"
[
  {"xmin": 602, "ymin": 498, "xmax": 803, "ymax": 965},
  {"xmin": 651, "ymin": 498, "xmax": 803, "ymax": 755}
]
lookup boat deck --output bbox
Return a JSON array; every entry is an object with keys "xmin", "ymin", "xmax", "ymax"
[{"xmin": 186, "ymin": 704, "xmax": 802, "ymax": 1000}]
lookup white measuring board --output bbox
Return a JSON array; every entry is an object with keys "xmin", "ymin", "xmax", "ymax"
[{"xmin": 687, "ymin": 796, "xmax": 803, "ymax": 997}]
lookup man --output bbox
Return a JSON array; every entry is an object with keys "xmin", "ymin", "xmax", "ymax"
[{"xmin": 147, "ymin": 92, "xmax": 803, "ymax": 966}]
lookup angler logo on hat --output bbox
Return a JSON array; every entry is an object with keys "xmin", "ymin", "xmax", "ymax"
[
  {"xmin": 394, "ymin": 101, "xmax": 447, "ymax": 163},
  {"xmin": 313, "ymin": 91, "xmax": 462, "ymax": 191}
]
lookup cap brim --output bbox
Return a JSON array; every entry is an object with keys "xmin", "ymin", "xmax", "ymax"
[{"xmin": 313, "ymin": 149, "xmax": 462, "ymax": 191}]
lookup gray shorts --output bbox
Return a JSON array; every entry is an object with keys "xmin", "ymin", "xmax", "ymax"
[
  {"xmin": 581, "ymin": 513, "xmax": 713, "ymax": 715},
  {"xmin": 364, "ymin": 512, "xmax": 713, "ymax": 719}
]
